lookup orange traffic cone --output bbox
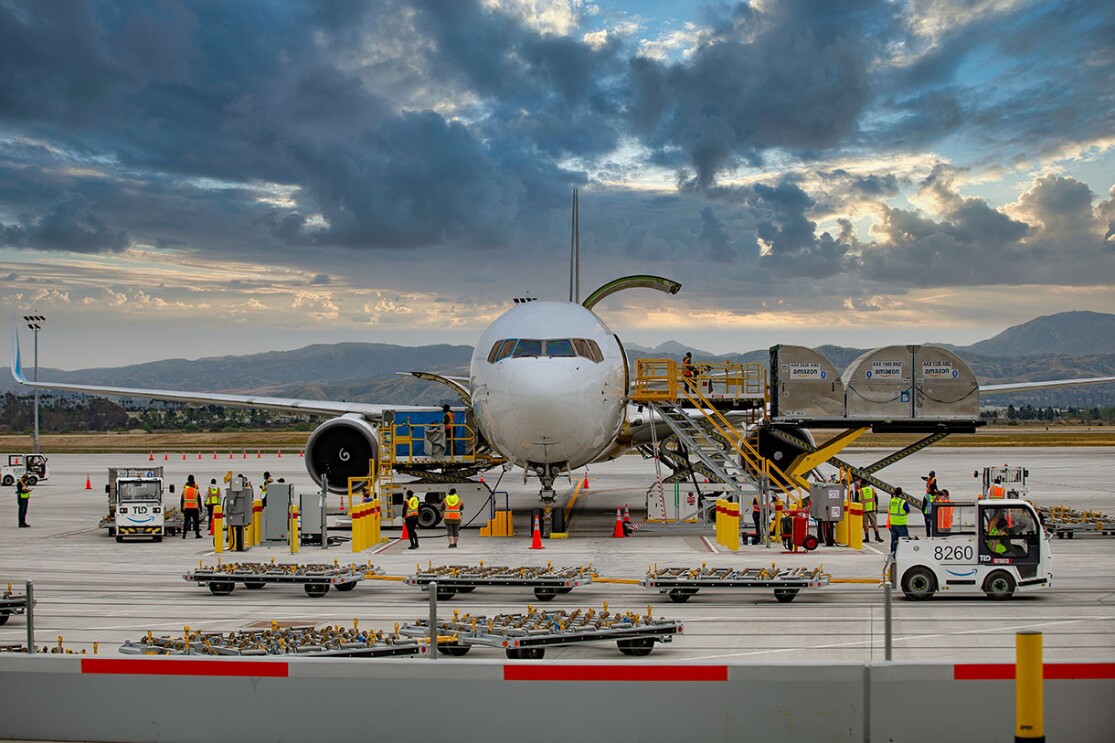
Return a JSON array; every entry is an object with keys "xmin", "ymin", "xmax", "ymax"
[
  {"xmin": 277, "ymin": 450, "xmax": 282, "ymax": 458},
  {"xmin": 257, "ymin": 451, "xmax": 261, "ymax": 459},
  {"xmin": 163, "ymin": 453, "xmax": 168, "ymax": 461},
  {"xmin": 242, "ymin": 450, "xmax": 247, "ymax": 459},
  {"xmin": 148, "ymin": 451, "xmax": 154, "ymax": 462},
  {"xmin": 612, "ymin": 507, "xmax": 625, "ymax": 538},
  {"xmin": 400, "ymin": 518, "xmax": 410, "ymax": 542},
  {"xmin": 582, "ymin": 472, "xmax": 589, "ymax": 490},
  {"xmin": 622, "ymin": 504, "xmax": 632, "ymax": 534},
  {"xmin": 299, "ymin": 450, "xmax": 304, "ymax": 457},
  {"xmin": 208, "ymin": 517, "xmax": 214, "ymax": 536},
  {"xmin": 479, "ymin": 472, "xmax": 485, "ymax": 484},
  {"xmin": 529, "ymin": 512, "xmax": 544, "ymax": 549},
  {"xmin": 229, "ymin": 451, "xmax": 233, "ymax": 459},
  {"xmin": 85, "ymin": 474, "xmax": 92, "ymax": 490}
]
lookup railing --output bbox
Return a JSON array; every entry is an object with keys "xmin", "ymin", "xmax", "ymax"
[{"xmin": 631, "ymin": 358, "xmax": 768, "ymax": 404}]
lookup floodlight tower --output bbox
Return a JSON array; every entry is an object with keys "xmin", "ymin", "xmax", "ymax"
[{"xmin": 22, "ymin": 315, "xmax": 46, "ymax": 453}]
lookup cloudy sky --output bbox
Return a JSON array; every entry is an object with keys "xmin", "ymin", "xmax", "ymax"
[{"xmin": 2, "ymin": 0, "xmax": 1113, "ymax": 370}]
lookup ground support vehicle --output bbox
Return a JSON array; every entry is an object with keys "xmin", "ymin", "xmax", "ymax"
[
  {"xmin": 1040, "ymin": 505, "xmax": 1115, "ymax": 539},
  {"xmin": 184, "ymin": 561, "xmax": 378, "ymax": 597},
  {"xmin": 405, "ymin": 563, "xmax": 593, "ymax": 601},
  {"xmin": 399, "ymin": 604, "xmax": 682, "ymax": 659},
  {"xmin": 892, "ymin": 498, "xmax": 1052, "ymax": 600},
  {"xmin": 1, "ymin": 453, "xmax": 48, "ymax": 486},
  {"xmin": 120, "ymin": 624, "xmax": 426, "ymax": 658},
  {"xmin": 0, "ymin": 585, "xmax": 32, "ymax": 626},
  {"xmin": 642, "ymin": 565, "xmax": 830, "ymax": 603},
  {"xmin": 100, "ymin": 467, "xmax": 174, "ymax": 542}
]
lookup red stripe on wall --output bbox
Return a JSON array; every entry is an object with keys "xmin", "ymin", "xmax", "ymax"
[
  {"xmin": 81, "ymin": 658, "xmax": 288, "ymax": 678},
  {"xmin": 954, "ymin": 663, "xmax": 1115, "ymax": 681},
  {"xmin": 504, "ymin": 665, "xmax": 728, "ymax": 682}
]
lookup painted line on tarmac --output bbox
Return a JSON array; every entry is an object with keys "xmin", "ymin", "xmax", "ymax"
[
  {"xmin": 699, "ymin": 536, "xmax": 719, "ymax": 553},
  {"xmin": 861, "ymin": 544, "xmax": 884, "ymax": 556}
]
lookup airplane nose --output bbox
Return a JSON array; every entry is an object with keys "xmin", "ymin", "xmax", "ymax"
[{"xmin": 508, "ymin": 362, "xmax": 580, "ymax": 442}]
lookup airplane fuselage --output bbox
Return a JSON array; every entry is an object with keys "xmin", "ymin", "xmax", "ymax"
[{"xmin": 469, "ymin": 300, "xmax": 627, "ymax": 492}]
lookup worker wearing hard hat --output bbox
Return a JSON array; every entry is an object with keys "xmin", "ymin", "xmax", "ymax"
[
  {"xmin": 888, "ymin": 488, "xmax": 910, "ymax": 555},
  {"xmin": 856, "ymin": 479, "xmax": 883, "ymax": 543},
  {"xmin": 404, "ymin": 490, "xmax": 421, "ymax": 550},
  {"xmin": 181, "ymin": 475, "xmax": 202, "ymax": 539},
  {"xmin": 442, "ymin": 488, "xmax": 462, "ymax": 548}
]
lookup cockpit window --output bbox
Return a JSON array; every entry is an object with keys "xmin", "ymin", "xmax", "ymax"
[
  {"xmin": 487, "ymin": 338, "xmax": 604, "ymax": 363},
  {"xmin": 544, "ymin": 339, "xmax": 575, "ymax": 357}
]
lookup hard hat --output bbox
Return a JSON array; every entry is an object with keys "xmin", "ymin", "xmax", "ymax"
[
  {"xmin": 929, "ymin": 471, "xmax": 935, "ymax": 476},
  {"xmin": 210, "ymin": 478, "xmax": 217, "ymax": 484}
]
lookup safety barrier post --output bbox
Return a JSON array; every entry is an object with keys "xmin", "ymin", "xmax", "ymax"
[
  {"xmin": 351, "ymin": 503, "xmax": 362, "ymax": 553},
  {"xmin": 429, "ymin": 581, "xmax": 438, "ymax": 661},
  {"xmin": 360, "ymin": 501, "xmax": 370, "ymax": 550},
  {"xmin": 729, "ymin": 503, "xmax": 740, "ymax": 550},
  {"xmin": 1016, "ymin": 631, "xmax": 1044, "ymax": 742},
  {"xmin": 212, "ymin": 505, "xmax": 224, "ymax": 554},
  {"xmin": 849, "ymin": 503, "xmax": 863, "ymax": 550},
  {"xmin": 372, "ymin": 500, "xmax": 381, "ymax": 544},
  {"xmin": 715, "ymin": 498, "xmax": 726, "ymax": 546},
  {"xmin": 252, "ymin": 499, "xmax": 262, "ymax": 546},
  {"xmin": 289, "ymin": 503, "xmax": 299, "ymax": 554},
  {"xmin": 883, "ymin": 579, "xmax": 893, "ymax": 661},
  {"xmin": 25, "ymin": 580, "xmax": 34, "ymax": 654}
]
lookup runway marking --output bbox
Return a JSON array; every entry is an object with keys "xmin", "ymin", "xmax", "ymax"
[
  {"xmin": 699, "ymin": 536, "xmax": 719, "ymax": 553},
  {"xmin": 861, "ymin": 544, "xmax": 884, "ymax": 556}
]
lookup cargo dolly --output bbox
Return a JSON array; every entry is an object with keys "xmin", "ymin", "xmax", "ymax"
[
  {"xmin": 1040, "ymin": 506, "xmax": 1115, "ymax": 539},
  {"xmin": 399, "ymin": 603, "xmax": 682, "ymax": 659},
  {"xmin": 0, "ymin": 583, "xmax": 32, "ymax": 626},
  {"xmin": 184, "ymin": 560, "xmax": 381, "ymax": 597},
  {"xmin": 120, "ymin": 622, "xmax": 426, "ymax": 658},
  {"xmin": 641, "ymin": 564, "xmax": 831, "ymax": 603},
  {"xmin": 405, "ymin": 562, "xmax": 594, "ymax": 601}
]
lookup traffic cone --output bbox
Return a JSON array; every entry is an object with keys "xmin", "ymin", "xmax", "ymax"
[
  {"xmin": 612, "ymin": 507, "xmax": 625, "ymax": 538},
  {"xmin": 148, "ymin": 451, "xmax": 154, "ymax": 462},
  {"xmin": 582, "ymin": 472, "xmax": 589, "ymax": 490},
  {"xmin": 400, "ymin": 518, "xmax": 410, "ymax": 542},
  {"xmin": 299, "ymin": 450, "xmax": 304, "ymax": 457},
  {"xmin": 163, "ymin": 453, "xmax": 168, "ymax": 461},
  {"xmin": 622, "ymin": 504, "xmax": 632, "ymax": 534},
  {"xmin": 182, "ymin": 452, "xmax": 186, "ymax": 461},
  {"xmin": 213, "ymin": 452, "xmax": 217, "ymax": 460},
  {"xmin": 229, "ymin": 451, "xmax": 233, "ymax": 459},
  {"xmin": 277, "ymin": 450, "xmax": 282, "ymax": 458},
  {"xmin": 85, "ymin": 474, "xmax": 92, "ymax": 490},
  {"xmin": 242, "ymin": 450, "xmax": 247, "ymax": 459},
  {"xmin": 257, "ymin": 451, "xmax": 261, "ymax": 459},
  {"xmin": 529, "ymin": 513, "xmax": 544, "ymax": 549},
  {"xmin": 479, "ymin": 472, "xmax": 485, "ymax": 484},
  {"xmin": 198, "ymin": 452, "xmax": 202, "ymax": 460}
]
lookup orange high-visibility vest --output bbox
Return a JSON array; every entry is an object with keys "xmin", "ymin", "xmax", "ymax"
[
  {"xmin": 182, "ymin": 485, "xmax": 200, "ymax": 509},
  {"xmin": 935, "ymin": 495, "xmax": 953, "ymax": 530},
  {"xmin": 444, "ymin": 495, "xmax": 461, "ymax": 521},
  {"xmin": 989, "ymin": 484, "xmax": 1005, "ymax": 499}
]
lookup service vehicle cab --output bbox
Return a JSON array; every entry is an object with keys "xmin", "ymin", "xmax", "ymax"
[
  {"xmin": 1, "ymin": 453, "xmax": 48, "ymax": 486},
  {"xmin": 893, "ymin": 498, "xmax": 1051, "ymax": 600},
  {"xmin": 105, "ymin": 468, "xmax": 174, "ymax": 543}
]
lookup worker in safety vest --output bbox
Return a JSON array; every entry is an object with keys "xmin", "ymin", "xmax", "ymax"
[
  {"xmin": 985, "ymin": 514, "xmax": 1009, "ymax": 557},
  {"xmin": 934, "ymin": 489, "xmax": 953, "ymax": 533},
  {"xmin": 441, "ymin": 488, "xmax": 462, "ymax": 548},
  {"xmin": 856, "ymin": 479, "xmax": 883, "ymax": 543},
  {"xmin": 988, "ymin": 476, "xmax": 1005, "ymax": 499},
  {"xmin": 404, "ymin": 490, "xmax": 421, "ymax": 550},
  {"xmin": 205, "ymin": 478, "xmax": 221, "ymax": 528},
  {"xmin": 769, "ymin": 494, "xmax": 784, "ymax": 536},
  {"xmin": 751, "ymin": 496, "xmax": 761, "ymax": 539},
  {"xmin": 888, "ymin": 487, "xmax": 910, "ymax": 555},
  {"xmin": 180, "ymin": 474, "xmax": 202, "ymax": 539},
  {"xmin": 15, "ymin": 473, "xmax": 32, "ymax": 528},
  {"xmin": 260, "ymin": 471, "xmax": 273, "ymax": 507}
]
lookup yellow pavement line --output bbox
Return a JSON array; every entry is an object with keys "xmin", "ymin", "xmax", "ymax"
[
  {"xmin": 592, "ymin": 577, "xmax": 643, "ymax": 585},
  {"xmin": 364, "ymin": 574, "xmax": 408, "ymax": 581}
]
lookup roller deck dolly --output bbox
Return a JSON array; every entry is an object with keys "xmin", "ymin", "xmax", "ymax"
[
  {"xmin": 1041, "ymin": 505, "xmax": 1115, "ymax": 539},
  {"xmin": 184, "ymin": 560, "xmax": 381, "ymax": 597},
  {"xmin": 0, "ymin": 585, "xmax": 32, "ymax": 626},
  {"xmin": 399, "ymin": 603, "xmax": 682, "ymax": 659},
  {"xmin": 641, "ymin": 564, "xmax": 831, "ymax": 603},
  {"xmin": 121, "ymin": 623, "xmax": 427, "ymax": 658},
  {"xmin": 405, "ymin": 563, "xmax": 593, "ymax": 601}
]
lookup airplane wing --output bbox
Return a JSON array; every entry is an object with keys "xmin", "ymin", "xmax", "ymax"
[
  {"xmin": 979, "ymin": 377, "xmax": 1115, "ymax": 394},
  {"xmin": 9, "ymin": 319, "xmax": 436, "ymax": 418}
]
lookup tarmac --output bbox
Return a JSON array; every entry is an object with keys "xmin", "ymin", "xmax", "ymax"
[{"xmin": 1, "ymin": 446, "xmax": 1113, "ymax": 663}]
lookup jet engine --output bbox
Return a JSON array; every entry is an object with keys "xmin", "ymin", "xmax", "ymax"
[{"xmin": 304, "ymin": 414, "xmax": 378, "ymax": 493}]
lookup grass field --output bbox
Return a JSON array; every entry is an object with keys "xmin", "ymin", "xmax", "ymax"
[{"xmin": 2, "ymin": 425, "xmax": 1113, "ymax": 453}]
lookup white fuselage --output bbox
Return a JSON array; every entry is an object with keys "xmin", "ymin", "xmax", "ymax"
[{"xmin": 469, "ymin": 301, "xmax": 627, "ymax": 482}]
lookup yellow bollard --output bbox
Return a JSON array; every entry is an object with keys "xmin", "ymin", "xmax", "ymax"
[
  {"xmin": 728, "ymin": 503, "xmax": 741, "ymax": 551},
  {"xmin": 289, "ymin": 503, "xmax": 299, "ymax": 554},
  {"xmin": 252, "ymin": 499, "xmax": 263, "ymax": 546},
  {"xmin": 834, "ymin": 498, "xmax": 849, "ymax": 545},
  {"xmin": 715, "ymin": 498, "xmax": 727, "ymax": 545},
  {"xmin": 849, "ymin": 503, "xmax": 863, "ymax": 550},
  {"xmin": 1016, "ymin": 631, "xmax": 1044, "ymax": 741},
  {"xmin": 212, "ymin": 504, "xmax": 224, "ymax": 554},
  {"xmin": 351, "ymin": 502, "xmax": 363, "ymax": 553},
  {"xmin": 359, "ymin": 501, "xmax": 369, "ymax": 551}
]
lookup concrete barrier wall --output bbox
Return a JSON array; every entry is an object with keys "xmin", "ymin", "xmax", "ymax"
[{"xmin": 1, "ymin": 656, "xmax": 1112, "ymax": 742}]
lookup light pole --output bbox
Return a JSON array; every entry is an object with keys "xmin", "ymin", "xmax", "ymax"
[{"xmin": 22, "ymin": 315, "xmax": 46, "ymax": 454}]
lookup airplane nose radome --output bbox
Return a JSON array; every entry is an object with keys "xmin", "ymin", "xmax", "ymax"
[{"xmin": 509, "ymin": 363, "xmax": 579, "ymax": 432}]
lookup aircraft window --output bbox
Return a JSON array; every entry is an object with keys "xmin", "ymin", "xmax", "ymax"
[
  {"xmin": 513, "ymin": 339, "xmax": 543, "ymax": 357},
  {"xmin": 544, "ymin": 339, "xmax": 576, "ymax": 357},
  {"xmin": 489, "ymin": 339, "xmax": 516, "ymax": 363},
  {"xmin": 573, "ymin": 338, "xmax": 604, "ymax": 363}
]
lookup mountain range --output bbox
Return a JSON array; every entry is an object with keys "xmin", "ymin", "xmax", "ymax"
[{"xmin": 6, "ymin": 311, "xmax": 1115, "ymax": 408}]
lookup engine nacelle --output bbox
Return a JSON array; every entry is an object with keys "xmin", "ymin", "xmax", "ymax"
[{"xmin": 305, "ymin": 414, "xmax": 379, "ymax": 493}]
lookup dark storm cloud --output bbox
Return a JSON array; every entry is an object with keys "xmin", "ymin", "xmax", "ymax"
[
  {"xmin": 0, "ymin": 192, "xmax": 129, "ymax": 252},
  {"xmin": 627, "ymin": 0, "xmax": 896, "ymax": 186}
]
